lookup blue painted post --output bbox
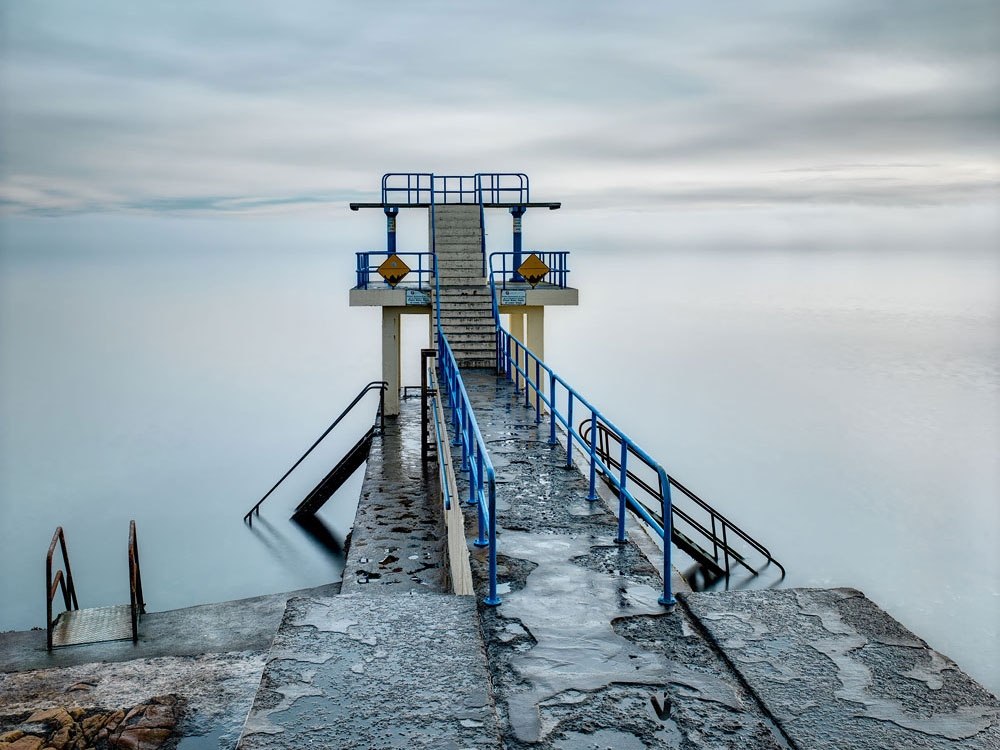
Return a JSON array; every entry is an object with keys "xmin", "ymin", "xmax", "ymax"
[
  {"xmin": 549, "ymin": 372, "xmax": 557, "ymax": 444},
  {"xmin": 460, "ymin": 406, "xmax": 470, "ymax": 471},
  {"xmin": 524, "ymin": 355, "xmax": 531, "ymax": 408},
  {"xmin": 470, "ymin": 447, "xmax": 482, "ymax": 506},
  {"xmin": 660, "ymin": 475, "xmax": 676, "ymax": 607},
  {"xmin": 384, "ymin": 206, "xmax": 399, "ymax": 253},
  {"xmin": 566, "ymin": 395, "xmax": 575, "ymax": 468},
  {"xmin": 510, "ymin": 206, "xmax": 526, "ymax": 281},
  {"xmin": 617, "ymin": 440, "xmax": 628, "ymax": 543},
  {"xmin": 587, "ymin": 413, "xmax": 598, "ymax": 501},
  {"xmin": 535, "ymin": 360, "xmax": 542, "ymax": 423}
]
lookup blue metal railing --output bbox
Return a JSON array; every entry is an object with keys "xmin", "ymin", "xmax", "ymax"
[
  {"xmin": 488, "ymin": 255, "xmax": 676, "ymax": 607},
  {"xmin": 381, "ymin": 172, "xmax": 530, "ymax": 206},
  {"xmin": 433, "ymin": 250, "xmax": 501, "ymax": 606},
  {"xmin": 488, "ymin": 251, "xmax": 571, "ymax": 291},
  {"xmin": 355, "ymin": 251, "xmax": 434, "ymax": 290}
]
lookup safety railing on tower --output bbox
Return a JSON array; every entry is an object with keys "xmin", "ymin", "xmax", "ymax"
[
  {"xmin": 355, "ymin": 251, "xmax": 434, "ymax": 290},
  {"xmin": 381, "ymin": 172, "xmax": 530, "ymax": 206},
  {"xmin": 489, "ymin": 251, "xmax": 571, "ymax": 290}
]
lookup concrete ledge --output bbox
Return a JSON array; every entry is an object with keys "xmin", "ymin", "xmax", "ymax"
[
  {"xmin": 0, "ymin": 583, "xmax": 340, "ymax": 674},
  {"xmin": 682, "ymin": 587, "xmax": 1000, "ymax": 749}
]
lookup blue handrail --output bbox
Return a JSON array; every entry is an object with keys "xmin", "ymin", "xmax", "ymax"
[
  {"xmin": 381, "ymin": 172, "xmax": 529, "ymax": 206},
  {"xmin": 433, "ymin": 246, "xmax": 501, "ymax": 606},
  {"xmin": 488, "ymin": 251, "xmax": 570, "ymax": 290},
  {"xmin": 488, "ymin": 255, "xmax": 676, "ymax": 607},
  {"xmin": 355, "ymin": 251, "xmax": 434, "ymax": 290}
]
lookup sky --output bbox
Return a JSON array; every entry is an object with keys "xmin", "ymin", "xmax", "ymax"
[{"xmin": 1, "ymin": 1, "xmax": 998, "ymax": 225}]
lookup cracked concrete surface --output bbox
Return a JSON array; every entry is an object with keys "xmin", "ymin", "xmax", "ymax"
[
  {"xmin": 684, "ymin": 587, "xmax": 1000, "ymax": 749},
  {"xmin": 236, "ymin": 592, "xmax": 500, "ymax": 749}
]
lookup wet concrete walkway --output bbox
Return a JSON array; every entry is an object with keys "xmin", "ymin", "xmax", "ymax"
[
  {"xmin": 456, "ymin": 371, "xmax": 786, "ymax": 748},
  {"xmin": 455, "ymin": 370, "xmax": 1000, "ymax": 749},
  {"xmin": 342, "ymin": 396, "xmax": 447, "ymax": 593}
]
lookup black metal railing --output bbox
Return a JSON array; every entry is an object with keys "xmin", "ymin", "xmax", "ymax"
[
  {"xmin": 244, "ymin": 381, "xmax": 387, "ymax": 524},
  {"xmin": 128, "ymin": 520, "xmax": 145, "ymax": 642},
  {"xmin": 46, "ymin": 526, "xmax": 79, "ymax": 651},
  {"xmin": 581, "ymin": 420, "xmax": 784, "ymax": 582}
]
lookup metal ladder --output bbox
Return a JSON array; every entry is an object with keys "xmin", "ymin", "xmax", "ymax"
[{"xmin": 46, "ymin": 520, "xmax": 145, "ymax": 650}]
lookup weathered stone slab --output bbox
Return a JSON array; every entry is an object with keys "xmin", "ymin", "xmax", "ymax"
[
  {"xmin": 683, "ymin": 587, "xmax": 1000, "ymax": 749},
  {"xmin": 237, "ymin": 592, "xmax": 500, "ymax": 749}
]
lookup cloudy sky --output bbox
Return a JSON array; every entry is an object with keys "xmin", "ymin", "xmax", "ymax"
[{"xmin": 1, "ymin": 1, "xmax": 998, "ymax": 221}]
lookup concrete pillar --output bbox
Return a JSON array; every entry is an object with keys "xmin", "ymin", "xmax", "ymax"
[
  {"xmin": 510, "ymin": 312, "xmax": 525, "ymax": 391},
  {"xmin": 526, "ymin": 306, "xmax": 545, "ymax": 409},
  {"xmin": 382, "ymin": 307, "xmax": 401, "ymax": 416}
]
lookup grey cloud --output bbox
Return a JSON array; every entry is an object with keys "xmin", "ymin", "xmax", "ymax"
[{"xmin": 1, "ymin": 1, "xmax": 997, "ymax": 215}]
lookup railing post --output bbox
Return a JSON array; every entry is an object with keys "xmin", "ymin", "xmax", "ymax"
[
  {"xmin": 534, "ymin": 360, "xmax": 542, "ymax": 423},
  {"xmin": 660, "ymin": 475, "xmax": 676, "ymax": 607},
  {"xmin": 587, "ymin": 412, "xmax": 598, "ymax": 501},
  {"xmin": 421, "ymin": 348, "xmax": 436, "ymax": 462},
  {"xmin": 549, "ymin": 373, "xmax": 557, "ymax": 445},
  {"xmin": 566, "ymin": 394, "xmax": 575, "ymax": 468},
  {"xmin": 510, "ymin": 206, "xmax": 526, "ymax": 282},
  {"xmin": 617, "ymin": 441, "xmax": 628, "ymax": 543},
  {"xmin": 484, "ymin": 476, "xmax": 501, "ymax": 605}
]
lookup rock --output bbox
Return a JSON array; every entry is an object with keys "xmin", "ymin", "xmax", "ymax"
[
  {"xmin": 24, "ymin": 709, "xmax": 72, "ymax": 728},
  {"xmin": 65, "ymin": 709, "xmax": 85, "ymax": 722},
  {"xmin": 81, "ymin": 714, "xmax": 108, "ymax": 739},
  {"xmin": 112, "ymin": 727, "xmax": 172, "ymax": 750},
  {"xmin": 5, "ymin": 736, "xmax": 45, "ymax": 750},
  {"xmin": 44, "ymin": 726, "xmax": 70, "ymax": 749},
  {"xmin": 0, "ymin": 731, "xmax": 25, "ymax": 743}
]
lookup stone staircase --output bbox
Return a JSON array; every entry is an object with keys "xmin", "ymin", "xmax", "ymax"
[{"xmin": 433, "ymin": 204, "xmax": 496, "ymax": 369}]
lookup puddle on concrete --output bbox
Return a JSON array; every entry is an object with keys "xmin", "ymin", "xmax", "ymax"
[
  {"xmin": 176, "ymin": 728, "xmax": 228, "ymax": 748},
  {"xmin": 496, "ymin": 529, "xmax": 723, "ymax": 744}
]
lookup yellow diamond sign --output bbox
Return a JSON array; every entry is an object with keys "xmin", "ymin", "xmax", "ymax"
[
  {"xmin": 517, "ymin": 253, "xmax": 549, "ymax": 288},
  {"xmin": 377, "ymin": 254, "xmax": 410, "ymax": 287}
]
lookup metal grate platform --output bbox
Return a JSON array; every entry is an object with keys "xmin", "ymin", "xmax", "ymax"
[{"xmin": 51, "ymin": 605, "xmax": 134, "ymax": 648}]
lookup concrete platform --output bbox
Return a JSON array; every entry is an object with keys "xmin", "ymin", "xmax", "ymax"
[
  {"xmin": 237, "ymin": 592, "xmax": 500, "ymax": 749},
  {"xmin": 684, "ymin": 587, "xmax": 1000, "ymax": 749}
]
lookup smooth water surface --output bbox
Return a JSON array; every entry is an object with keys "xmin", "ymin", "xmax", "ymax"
[{"xmin": 1, "ymin": 214, "xmax": 997, "ymax": 695}]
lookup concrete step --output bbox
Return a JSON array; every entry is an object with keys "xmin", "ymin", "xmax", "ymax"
[
  {"xmin": 438, "ymin": 297, "xmax": 493, "ymax": 307},
  {"xmin": 455, "ymin": 359, "xmax": 496, "ymax": 369},
  {"xmin": 441, "ymin": 331, "xmax": 495, "ymax": 343},
  {"xmin": 237, "ymin": 593, "xmax": 500, "ymax": 749}
]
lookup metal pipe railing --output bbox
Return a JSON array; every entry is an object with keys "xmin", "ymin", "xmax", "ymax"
[
  {"xmin": 488, "ymin": 251, "xmax": 570, "ymax": 290},
  {"xmin": 488, "ymin": 256, "xmax": 676, "ymax": 607},
  {"xmin": 381, "ymin": 172, "xmax": 530, "ymax": 207},
  {"xmin": 244, "ymin": 381, "xmax": 387, "ymax": 524},
  {"xmin": 433, "ymin": 250, "xmax": 500, "ymax": 606},
  {"xmin": 355, "ymin": 251, "xmax": 434, "ymax": 290},
  {"xmin": 128, "ymin": 520, "xmax": 145, "ymax": 643},
  {"xmin": 46, "ymin": 526, "xmax": 79, "ymax": 651},
  {"xmin": 580, "ymin": 421, "xmax": 785, "ymax": 579}
]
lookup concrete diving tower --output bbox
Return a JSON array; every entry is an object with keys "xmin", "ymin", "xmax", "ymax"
[{"xmin": 349, "ymin": 172, "xmax": 578, "ymax": 415}]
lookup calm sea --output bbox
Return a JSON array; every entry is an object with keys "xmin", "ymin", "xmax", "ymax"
[{"xmin": 1, "ymin": 213, "xmax": 997, "ymax": 694}]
